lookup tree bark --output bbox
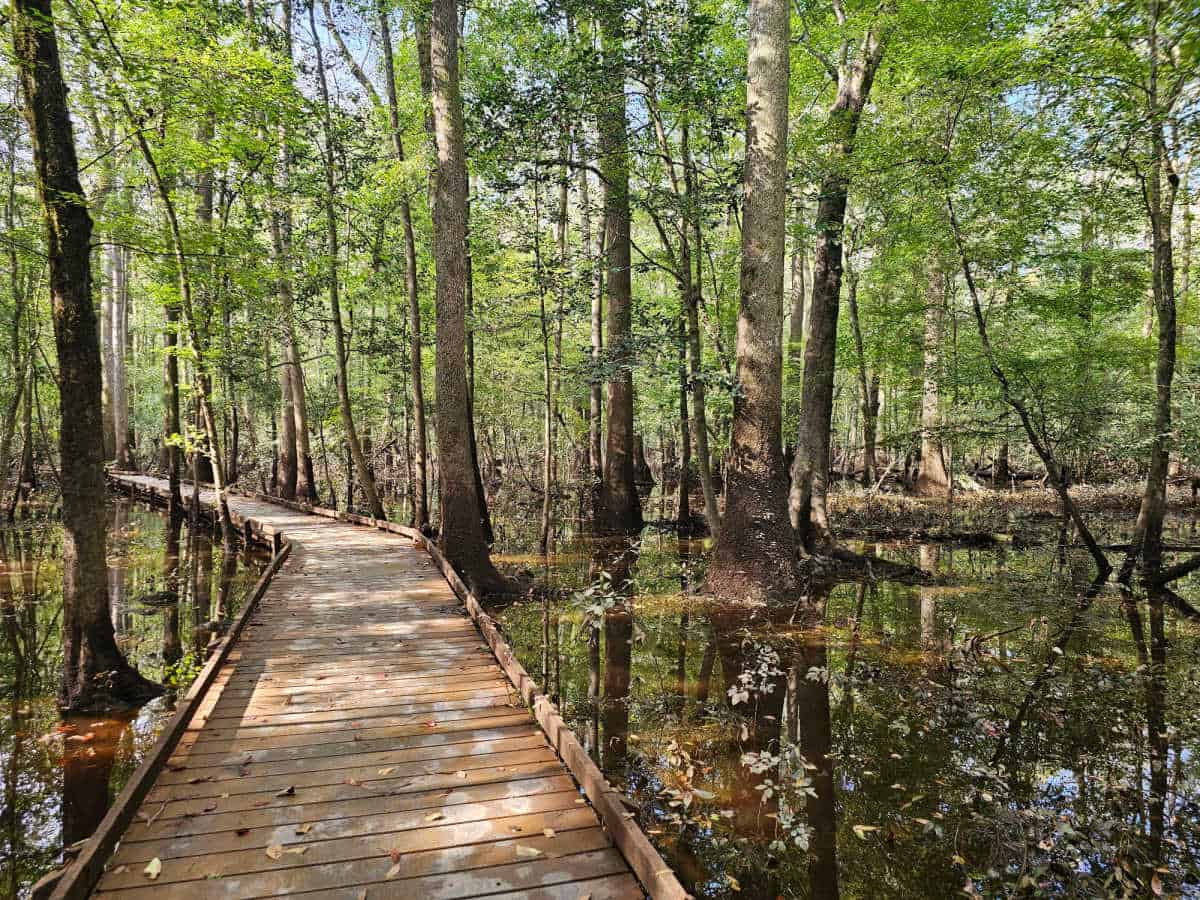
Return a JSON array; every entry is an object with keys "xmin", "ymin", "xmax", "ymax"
[
  {"xmin": 785, "ymin": 196, "xmax": 807, "ymax": 440},
  {"xmin": 845, "ymin": 264, "xmax": 877, "ymax": 485},
  {"xmin": 1121, "ymin": 0, "xmax": 1179, "ymax": 583},
  {"xmin": 12, "ymin": 0, "xmax": 160, "ymax": 709},
  {"xmin": 378, "ymin": 0, "xmax": 429, "ymax": 528},
  {"xmin": 594, "ymin": 0, "xmax": 641, "ymax": 535},
  {"xmin": 706, "ymin": 0, "xmax": 797, "ymax": 601},
  {"xmin": 308, "ymin": 0, "xmax": 385, "ymax": 520},
  {"xmin": 789, "ymin": 21, "xmax": 887, "ymax": 551},
  {"xmin": 915, "ymin": 265, "xmax": 950, "ymax": 495},
  {"xmin": 110, "ymin": 245, "xmax": 134, "ymax": 470},
  {"xmin": 429, "ymin": 0, "xmax": 507, "ymax": 593}
]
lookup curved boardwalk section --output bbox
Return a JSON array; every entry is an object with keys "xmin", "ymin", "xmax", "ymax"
[{"xmin": 86, "ymin": 475, "xmax": 656, "ymax": 899}]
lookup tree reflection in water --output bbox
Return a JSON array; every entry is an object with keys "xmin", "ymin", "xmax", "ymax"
[{"xmin": 487, "ymin": 532, "xmax": 1200, "ymax": 899}]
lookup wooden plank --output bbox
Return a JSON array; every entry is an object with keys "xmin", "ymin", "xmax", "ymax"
[{"xmin": 97, "ymin": 829, "xmax": 616, "ymax": 899}]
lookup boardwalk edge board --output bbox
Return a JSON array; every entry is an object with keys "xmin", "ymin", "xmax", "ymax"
[
  {"xmin": 48, "ymin": 478, "xmax": 292, "ymax": 900},
  {"xmin": 65, "ymin": 475, "xmax": 689, "ymax": 900}
]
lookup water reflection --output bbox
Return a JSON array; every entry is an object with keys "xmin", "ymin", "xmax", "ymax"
[
  {"xmin": 488, "ymin": 532, "xmax": 1200, "ymax": 898},
  {"xmin": 0, "ymin": 499, "xmax": 266, "ymax": 897}
]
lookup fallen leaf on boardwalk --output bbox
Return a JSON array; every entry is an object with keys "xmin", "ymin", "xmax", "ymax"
[
  {"xmin": 111, "ymin": 865, "xmax": 128, "ymax": 875},
  {"xmin": 379, "ymin": 767, "xmax": 396, "ymax": 776},
  {"xmin": 295, "ymin": 823, "xmax": 313, "ymax": 835},
  {"xmin": 543, "ymin": 828, "xmax": 556, "ymax": 838},
  {"xmin": 285, "ymin": 847, "xmax": 307, "ymax": 856},
  {"xmin": 386, "ymin": 863, "xmax": 402, "ymax": 879},
  {"xmin": 515, "ymin": 845, "xmax": 542, "ymax": 859},
  {"xmin": 202, "ymin": 802, "xmax": 218, "ymax": 813},
  {"xmin": 143, "ymin": 858, "xmax": 162, "ymax": 880},
  {"xmin": 579, "ymin": 894, "xmax": 591, "ymax": 900},
  {"xmin": 235, "ymin": 828, "xmax": 250, "ymax": 837},
  {"xmin": 275, "ymin": 786, "xmax": 295, "ymax": 797},
  {"xmin": 423, "ymin": 721, "xmax": 437, "ymax": 728},
  {"xmin": 166, "ymin": 763, "xmax": 187, "ymax": 772},
  {"xmin": 454, "ymin": 770, "xmax": 467, "ymax": 779},
  {"xmin": 424, "ymin": 812, "xmax": 444, "ymax": 822},
  {"xmin": 574, "ymin": 799, "xmax": 586, "ymax": 805},
  {"xmin": 187, "ymin": 776, "xmax": 212, "ymax": 784},
  {"xmin": 265, "ymin": 844, "xmax": 284, "ymax": 860},
  {"xmin": 220, "ymin": 792, "xmax": 230, "ymax": 799},
  {"xmin": 345, "ymin": 778, "xmax": 362, "ymax": 787}
]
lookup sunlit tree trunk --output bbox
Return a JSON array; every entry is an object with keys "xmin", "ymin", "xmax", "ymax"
[
  {"xmin": 308, "ymin": 0, "xmax": 384, "ymax": 519},
  {"xmin": 789, "ymin": 21, "xmax": 887, "ymax": 551},
  {"xmin": 915, "ymin": 265, "xmax": 950, "ymax": 495},
  {"xmin": 594, "ymin": 0, "xmax": 641, "ymax": 535},
  {"xmin": 707, "ymin": 0, "xmax": 797, "ymax": 600},
  {"xmin": 12, "ymin": 0, "xmax": 160, "ymax": 708},
  {"xmin": 429, "ymin": 0, "xmax": 507, "ymax": 593},
  {"xmin": 378, "ymin": 0, "xmax": 429, "ymax": 528}
]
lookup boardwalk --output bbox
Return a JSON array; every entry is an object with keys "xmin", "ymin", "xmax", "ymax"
[{"xmin": 74, "ymin": 475, "xmax": 670, "ymax": 899}]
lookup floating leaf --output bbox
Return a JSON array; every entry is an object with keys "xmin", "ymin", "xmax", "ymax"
[{"xmin": 143, "ymin": 858, "xmax": 162, "ymax": 880}]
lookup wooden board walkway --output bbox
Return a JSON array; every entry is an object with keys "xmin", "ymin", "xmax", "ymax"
[{"xmin": 52, "ymin": 474, "xmax": 687, "ymax": 900}]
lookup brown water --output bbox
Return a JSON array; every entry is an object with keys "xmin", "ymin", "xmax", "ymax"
[
  {"xmin": 486, "ymin": 518, "xmax": 1200, "ymax": 898},
  {"xmin": 0, "ymin": 498, "xmax": 267, "ymax": 898}
]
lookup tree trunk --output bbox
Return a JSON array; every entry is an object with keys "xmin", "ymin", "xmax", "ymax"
[
  {"xmin": 308, "ymin": 0, "xmax": 384, "ymax": 520},
  {"xmin": 594, "ymin": 0, "xmax": 641, "ymax": 535},
  {"xmin": 1122, "ymin": 4, "xmax": 1178, "ymax": 583},
  {"xmin": 111, "ymin": 246, "xmax": 134, "ymax": 470},
  {"xmin": 100, "ymin": 247, "xmax": 116, "ymax": 460},
  {"xmin": 785, "ymin": 196, "xmax": 807, "ymax": 440},
  {"xmin": 706, "ymin": 0, "xmax": 797, "ymax": 601},
  {"xmin": 12, "ymin": 0, "xmax": 160, "ymax": 709},
  {"xmin": 676, "ymin": 315, "xmax": 692, "ymax": 527},
  {"xmin": 429, "ymin": 0, "xmax": 507, "ymax": 593},
  {"xmin": 581, "ymin": 165, "xmax": 604, "ymax": 488},
  {"xmin": 915, "ymin": 265, "xmax": 950, "ymax": 495},
  {"xmin": 789, "ymin": 24, "xmax": 886, "ymax": 551},
  {"xmin": 846, "ymin": 266, "xmax": 876, "ymax": 485},
  {"xmin": 378, "ymin": 0, "xmax": 429, "ymax": 528}
]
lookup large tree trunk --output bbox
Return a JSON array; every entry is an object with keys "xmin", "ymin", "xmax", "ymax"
[
  {"xmin": 308, "ymin": 0, "xmax": 384, "ymax": 519},
  {"xmin": 594, "ymin": 0, "xmax": 641, "ymax": 535},
  {"xmin": 378, "ymin": 0, "xmax": 429, "ymax": 529},
  {"xmin": 789, "ymin": 24, "xmax": 886, "ymax": 552},
  {"xmin": 12, "ymin": 0, "xmax": 160, "ymax": 709},
  {"xmin": 429, "ymin": 0, "xmax": 507, "ymax": 594},
  {"xmin": 915, "ymin": 265, "xmax": 950, "ymax": 495},
  {"xmin": 706, "ymin": 0, "xmax": 797, "ymax": 601}
]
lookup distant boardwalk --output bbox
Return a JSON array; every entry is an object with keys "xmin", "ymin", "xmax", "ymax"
[{"xmin": 71, "ymin": 474, "xmax": 674, "ymax": 899}]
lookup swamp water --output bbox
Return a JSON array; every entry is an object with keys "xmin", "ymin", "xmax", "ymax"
[
  {"xmin": 0, "ymin": 498, "xmax": 267, "ymax": 897},
  {"xmin": 487, "ymin": 516, "xmax": 1200, "ymax": 899}
]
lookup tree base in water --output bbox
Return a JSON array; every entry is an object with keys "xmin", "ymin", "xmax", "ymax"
[{"xmin": 62, "ymin": 663, "xmax": 164, "ymax": 714}]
